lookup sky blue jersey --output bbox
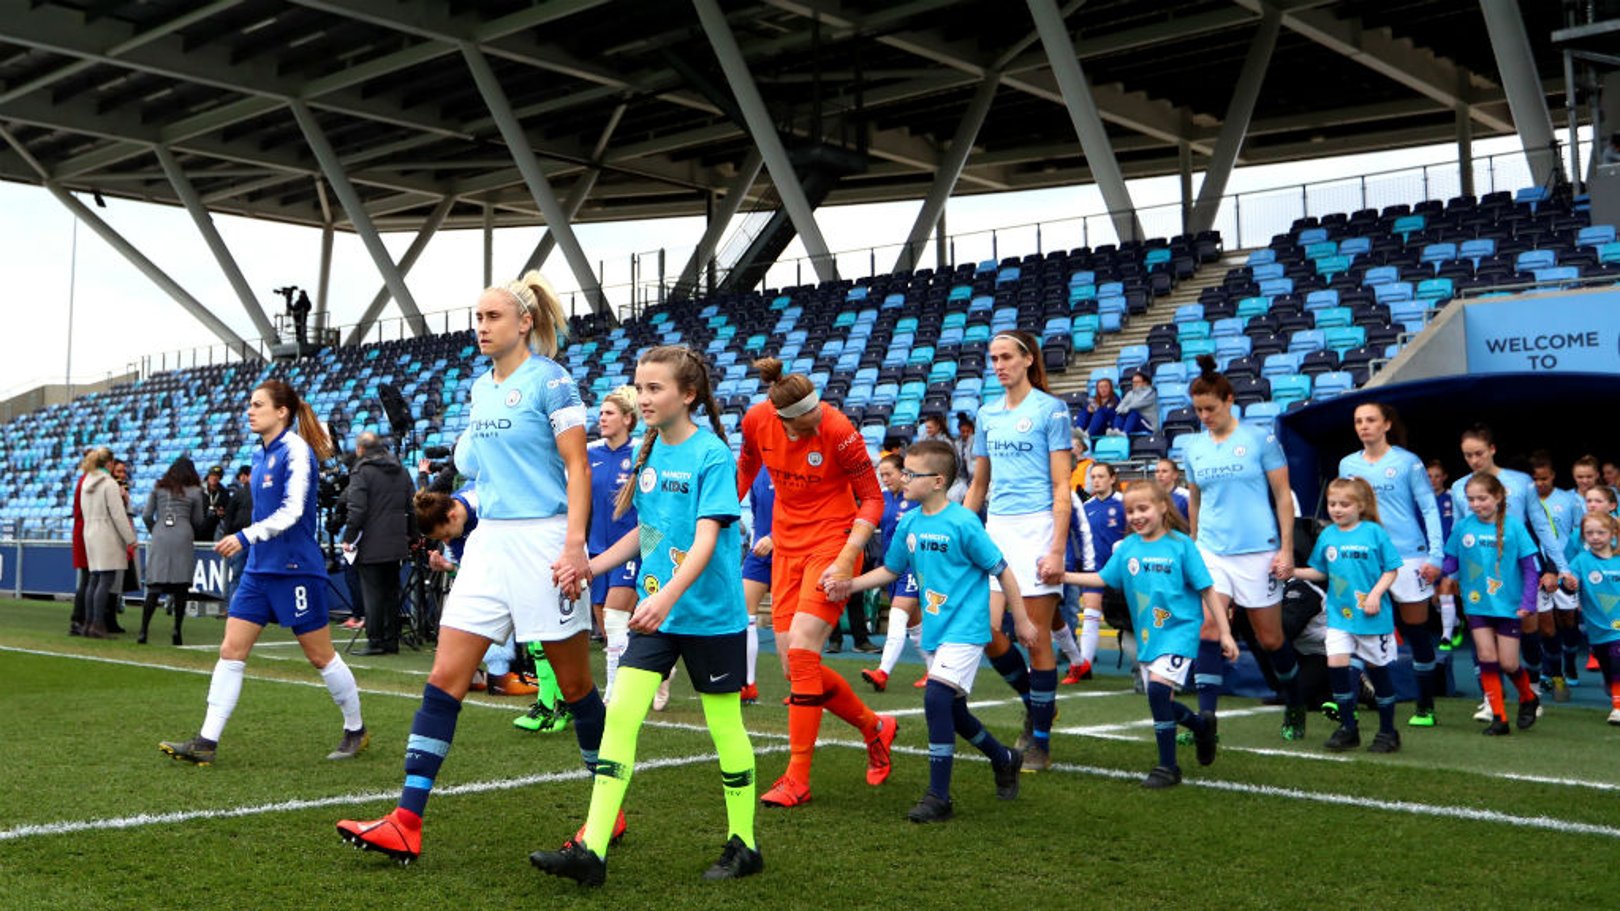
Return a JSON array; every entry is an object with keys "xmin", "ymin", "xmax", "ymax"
[
  {"xmin": 1339, "ymin": 446, "xmax": 1442, "ymax": 564},
  {"xmin": 884, "ymin": 503, "xmax": 1007, "ymax": 652},
  {"xmin": 1444, "ymin": 514, "xmax": 1538, "ymax": 619},
  {"xmin": 1308, "ymin": 521, "xmax": 1402, "ymax": 635},
  {"xmin": 454, "ymin": 355, "xmax": 586, "ymax": 520},
  {"xmin": 1571, "ymin": 550, "xmax": 1620, "ymax": 646},
  {"xmin": 631, "ymin": 428, "xmax": 745, "ymax": 636},
  {"xmin": 1097, "ymin": 530, "xmax": 1213, "ymax": 663},
  {"xmin": 1184, "ymin": 423, "xmax": 1287, "ymax": 555},
  {"xmin": 973, "ymin": 388, "xmax": 1071, "ymax": 517}
]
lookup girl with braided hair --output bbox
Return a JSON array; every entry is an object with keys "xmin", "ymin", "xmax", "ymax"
[{"xmin": 534, "ymin": 345, "xmax": 761, "ymax": 885}]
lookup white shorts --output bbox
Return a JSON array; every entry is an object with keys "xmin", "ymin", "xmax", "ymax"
[
  {"xmin": 1537, "ymin": 587, "xmax": 1578, "ymax": 613},
  {"xmin": 1390, "ymin": 555, "xmax": 1436, "ymax": 604},
  {"xmin": 987, "ymin": 511, "xmax": 1062, "ymax": 597},
  {"xmin": 1198, "ymin": 548, "xmax": 1282, "ymax": 608},
  {"xmin": 1139, "ymin": 652, "xmax": 1193, "ymax": 689},
  {"xmin": 927, "ymin": 642, "xmax": 985, "ymax": 694},
  {"xmin": 439, "ymin": 516, "xmax": 590, "ymax": 644},
  {"xmin": 1324, "ymin": 628, "xmax": 1397, "ymax": 666}
]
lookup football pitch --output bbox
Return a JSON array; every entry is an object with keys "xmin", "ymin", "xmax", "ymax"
[{"xmin": 3, "ymin": 597, "xmax": 1619, "ymax": 910}]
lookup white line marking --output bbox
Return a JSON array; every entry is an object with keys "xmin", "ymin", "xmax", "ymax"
[
  {"xmin": 1054, "ymin": 705, "xmax": 1274, "ymax": 735},
  {"xmin": 883, "ymin": 687, "xmax": 1136, "ymax": 718},
  {"xmin": 0, "ymin": 745, "xmax": 788, "ymax": 842},
  {"xmin": 1074, "ymin": 730, "xmax": 1350, "ymax": 762}
]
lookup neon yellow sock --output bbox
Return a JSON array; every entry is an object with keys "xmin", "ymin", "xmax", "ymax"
[
  {"xmin": 701, "ymin": 691, "xmax": 757, "ymax": 850},
  {"xmin": 525, "ymin": 644, "xmax": 565, "ymax": 709},
  {"xmin": 581, "ymin": 667, "xmax": 658, "ymax": 856}
]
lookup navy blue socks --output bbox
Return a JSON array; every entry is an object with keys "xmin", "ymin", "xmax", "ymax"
[
  {"xmin": 400, "ymin": 682, "xmax": 462, "ymax": 818},
  {"xmin": 1028, "ymin": 668, "xmax": 1057, "ymax": 749},
  {"xmin": 988, "ymin": 645, "xmax": 1032, "ymax": 708},
  {"xmin": 1195, "ymin": 638, "xmax": 1225, "ymax": 714},
  {"xmin": 566, "ymin": 687, "xmax": 606, "ymax": 772}
]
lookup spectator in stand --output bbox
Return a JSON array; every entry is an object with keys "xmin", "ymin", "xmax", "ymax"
[
  {"xmin": 342, "ymin": 431, "xmax": 415, "ymax": 656},
  {"xmin": 1082, "ymin": 377, "xmax": 1120, "ymax": 439},
  {"xmin": 1112, "ymin": 371, "xmax": 1159, "ymax": 435},
  {"xmin": 201, "ymin": 466, "xmax": 231, "ymax": 541},
  {"xmin": 141, "ymin": 457, "xmax": 206, "ymax": 645},
  {"xmin": 219, "ymin": 465, "xmax": 254, "ymax": 608},
  {"xmin": 69, "ymin": 447, "xmax": 111, "ymax": 636},
  {"xmin": 80, "ymin": 451, "xmax": 137, "ymax": 638}
]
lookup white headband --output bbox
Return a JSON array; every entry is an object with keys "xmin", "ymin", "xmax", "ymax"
[{"xmin": 776, "ymin": 389, "xmax": 821, "ymax": 419}]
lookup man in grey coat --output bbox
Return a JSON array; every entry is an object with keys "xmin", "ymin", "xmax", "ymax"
[{"xmin": 341, "ymin": 433, "xmax": 414, "ymax": 654}]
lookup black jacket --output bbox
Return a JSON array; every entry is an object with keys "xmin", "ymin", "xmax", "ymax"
[
  {"xmin": 201, "ymin": 484, "xmax": 231, "ymax": 540},
  {"xmin": 341, "ymin": 449, "xmax": 414, "ymax": 563},
  {"xmin": 220, "ymin": 481, "xmax": 254, "ymax": 538}
]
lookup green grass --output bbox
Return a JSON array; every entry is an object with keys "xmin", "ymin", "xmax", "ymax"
[{"xmin": 4, "ymin": 596, "xmax": 1620, "ymax": 909}]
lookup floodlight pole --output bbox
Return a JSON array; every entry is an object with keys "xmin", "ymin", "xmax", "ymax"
[
  {"xmin": 1479, "ymin": 0, "xmax": 1562, "ymax": 186},
  {"xmin": 289, "ymin": 100, "xmax": 429, "ymax": 338},
  {"xmin": 894, "ymin": 73, "xmax": 999, "ymax": 274},
  {"xmin": 1026, "ymin": 0, "xmax": 1143, "ymax": 242},
  {"xmin": 461, "ymin": 44, "xmax": 609, "ymax": 318},
  {"xmin": 693, "ymin": 0, "xmax": 838, "ymax": 283},
  {"xmin": 1456, "ymin": 104, "xmax": 1475, "ymax": 197},
  {"xmin": 1188, "ymin": 6, "xmax": 1281, "ymax": 234}
]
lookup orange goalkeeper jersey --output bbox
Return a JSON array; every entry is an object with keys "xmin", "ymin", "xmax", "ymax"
[{"xmin": 737, "ymin": 402, "xmax": 884, "ymax": 553}]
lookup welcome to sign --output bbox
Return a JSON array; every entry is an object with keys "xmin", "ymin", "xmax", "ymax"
[{"xmin": 1464, "ymin": 288, "xmax": 1620, "ymax": 374}]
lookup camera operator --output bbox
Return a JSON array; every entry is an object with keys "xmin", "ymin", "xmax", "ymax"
[
  {"xmin": 340, "ymin": 432, "xmax": 414, "ymax": 655},
  {"xmin": 200, "ymin": 466, "xmax": 231, "ymax": 541},
  {"xmin": 219, "ymin": 464, "xmax": 254, "ymax": 608}
]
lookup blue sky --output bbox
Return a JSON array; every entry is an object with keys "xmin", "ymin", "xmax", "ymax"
[{"xmin": 0, "ymin": 131, "xmax": 1536, "ymax": 397}]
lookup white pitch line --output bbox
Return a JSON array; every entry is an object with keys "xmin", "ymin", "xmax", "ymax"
[
  {"xmin": 882, "ymin": 687, "xmax": 1137, "ymax": 718},
  {"xmin": 1054, "ymin": 705, "xmax": 1275, "ymax": 736},
  {"xmin": 0, "ymin": 745, "xmax": 788, "ymax": 843}
]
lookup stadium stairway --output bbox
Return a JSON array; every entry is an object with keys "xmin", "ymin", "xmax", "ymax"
[{"xmin": 1050, "ymin": 250, "xmax": 1248, "ymax": 400}]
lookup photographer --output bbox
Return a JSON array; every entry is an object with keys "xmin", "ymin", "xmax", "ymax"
[
  {"xmin": 341, "ymin": 432, "xmax": 414, "ymax": 655},
  {"xmin": 201, "ymin": 466, "xmax": 231, "ymax": 541},
  {"xmin": 219, "ymin": 465, "xmax": 254, "ymax": 608}
]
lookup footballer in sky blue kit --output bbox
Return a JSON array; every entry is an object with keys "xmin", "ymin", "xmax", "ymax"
[{"xmin": 972, "ymin": 386, "xmax": 1073, "ymax": 518}]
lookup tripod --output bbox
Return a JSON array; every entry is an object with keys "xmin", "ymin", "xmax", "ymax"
[{"xmin": 343, "ymin": 558, "xmax": 430, "ymax": 654}]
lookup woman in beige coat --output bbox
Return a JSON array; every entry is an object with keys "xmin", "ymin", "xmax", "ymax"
[{"xmin": 81, "ymin": 458, "xmax": 137, "ymax": 637}]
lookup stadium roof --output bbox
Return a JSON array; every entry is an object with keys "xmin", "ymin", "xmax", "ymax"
[{"xmin": 0, "ymin": 0, "xmax": 1585, "ymax": 234}]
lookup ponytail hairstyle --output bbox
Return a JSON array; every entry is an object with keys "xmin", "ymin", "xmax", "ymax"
[
  {"xmin": 1189, "ymin": 354, "xmax": 1234, "ymax": 402},
  {"xmin": 491, "ymin": 270, "xmax": 568, "ymax": 358},
  {"xmin": 991, "ymin": 330, "xmax": 1049, "ymax": 393},
  {"xmin": 78, "ymin": 446, "xmax": 113, "ymax": 474},
  {"xmin": 600, "ymin": 385, "xmax": 639, "ymax": 435},
  {"xmin": 1326, "ymin": 476, "xmax": 1382, "ymax": 525},
  {"xmin": 1356, "ymin": 401, "xmax": 1407, "ymax": 448},
  {"xmin": 413, "ymin": 490, "xmax": 456, "ymax": 538},
  {"xmin": 155, "ymin": 456, "xmax": 202, "ymax": 497},
  {"xmin": 753, "ymin": 356, "xmax": 818, "ymax": 412},
  {"xmin": 1123, "ymin": 480, "xmax": 1189, "ymax": 536},
  {"xmin": 255, "ymin": 379, "xmax": 334, "ymax": 460},
  {"xmin": 615, "ymin": 346, "xmax": 726, "ymax": 519},
  {"xmin": 1589, "ymin": 485, "xmax": 1619, "ymax": 512},
  {"xmin": 879, "ymin": 452, "xmax": 905, "ymax": 472},
  {"xmin": 1466, "ymin": 472, "xmax": 1508, "ymax": 573}
]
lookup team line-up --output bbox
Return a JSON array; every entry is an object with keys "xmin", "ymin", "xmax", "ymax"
[{"xmin": 144, "ymin": 271, "xmax": 1620, "ymax": 888}]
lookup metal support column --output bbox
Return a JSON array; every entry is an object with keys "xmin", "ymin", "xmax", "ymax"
[
  {"xmin": 1025, "ymin": 0, "xmax": 1143, "ymax": 242},
  {"xmin": 462, "ymin": 44, "xmax": 608, "ymax": 316},
  {"xmin": 1456, "ymin": 103, "xmax": 1475, "ymax": 197},
  {"xmin": 482, "ymin": 204, "xmax": 494, "ymax": 288},
  {"xmin": 675, "ymin": 149, "xmax": 766, "ymax": 295},
  {"xmin": 935, "ymin": 209, "xmax": 948, "ymax": 270},
  {"xmin": 1480, "ymin": 0, "xmax": 1561, "ymax": 184},
  {"xmin": 289, "ymin": 100, "xmax": 428, "ymax": 337},
  {"xmin": 0, "ymin": 124, "xmax": 256, "ymax": 357},
  {"xmin": 155, "ymin": 146, "xmax": 279, "ymax": 344},
  {"xmin": 893, "ymin": 74, "xmax": 999, "ymax": 274},
  {"xmin": 693, "ymin": 0, "xmax": 838, "ymax": 282},
  {"xmin": 517, "ymin": 103, "xmax": 626, "ymax": 278},
  {"xmin": 1188, "ymin": 6, "xmax": 1281, "ymax": 233},
  {"xmin": 346, "ymin": 195, "xmax": 456, "ymax": 347},
  {"xmin": 315, "ymin": 180, "xmax": 333, "ymax": 334},
  {"xmin": 1178, "ymin": 141, "xmax": 1194, "ymax": 234}
]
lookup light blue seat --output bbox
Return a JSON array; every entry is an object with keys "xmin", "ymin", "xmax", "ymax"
[
  {"xmin": 1180, "ymin": 337, "xmax": 1216, "ymax": 360},
  {"xmin": 1297, "ymin": 227, "xmax": 1329, "ymax": 244},
  {"xmin": 1211, "ymin": 317, "xmax": 1246, "ymax": 338},
  {"xmin": 1459, "ymin": 238, "xmax": 1496, "ymax": 265},
  {"xmin": 1237, "ymin": 296, "xmax": 1272, "ymax": 319},
  {"xmin": 1313, "ymin": 307, "xmax": 1352, "ymax": 329},
  {"xmin": 1534, "ymin": 266, "xmax": 1580, "ymax": 287},
  {"xmin": 1315, "ymin": 255, "xmax": 1351, "ymax": 281},
  {"xmin": 1374, "ymin": 282, "xmax": 1414, "ymax": 304},
  {"xmin": 1599, "ymin": 241, "xmax": 1620, "ymax": 265},
  {"xmin": 947, "ymin": 285, "xmax": 973, "ymax": 302},
  {"xmin": 969, "ymin": 294, "xmax": 994, "ymax": 313},
  {"xmin": 1304, "ymin": 289, "xmax": 1340, "ymax": 312},
  {"xmin": 1420, "ymin": 243, "xmax": 1457, "ymax": 268},
  {"xmin": 928, "ymin": 361, "xmax": 958, "ymax": 384},
  {"xmin": 1269, "ymin": 374, "xmax": 1311, "ymax": 407},
  {"xmin": 1158, "ymin": 381, "xmax": 1190, "ymax": 412},
  {"xmin": 942, "ymin": 312, "xmax": 967, "ymax": 329},
  {"xmin": 1243, "ymin": 401, "xmax": 1283, "ymax": 433},
  {"xmin": 1215, "ymin": 335, "xmax": 1251, "ymax": 360},
  {"xmin": 1304, "ymin": 241, "xmax": 1337, "ymax": 260},
  {"xmin": 1577, "ymin": 225, "xmax": 1616, "ymax": 248},
  {"xmin": 1154, "ymin": 362, "xmax": 1189, "ymax": 384},
  {"xmin": 1312, "ymin": 371, "xmax": 1354, "ymax": 401},
  {"xmin": 1391, "ymin": 214, "xmax": 1425, "ymax": 240},
  {"xmin": 1338, "ymin": 237, "xmax": 1371, "ymax": 257},
  {"xmin": 1323, "ymin": 326, "xmax": 1366, "ymax": 353},
  {"xmin": 1415, "ymin": 278, "xmax": 1453, "ymax": 303},
  {"xmin": 1117, "ymin": 345, "xmax": 1149, "ymax": 374},
  {"xmin": 1174, "ymin": 303, "xmax": 1204, "ymax": 324},
  {"xmin": 1246, "ymin": 249, "xmax": 1276, "ymax": 266},
  {"xmin": 1362, "ymin": 265, "xmax": 1399, "ymax": 287},
  {"xmin": 1516, "ymin": 249, "xmax": 1557, "ymax": 272},
  {"xmin": 1177, "ymin": 320, "xmax": 1211, "ymax": 341},
  {"xmin": 1287, "ymin": 329, "xmax": 1325, "ymax": 354},
  {"xmin": 1069, "ymin": 270, "xmax": 1097, "ymax": 286},
  {"xmin": 1262, "ymin": 353, "xmax": 1304, "ymax": 378},
  {"xmin": 1091, "ymin": 435, "xmax": 1131, "ymax": 463},
  {"xmin": 1068, "ymin": 283, "xmax": 1098, "ymax": 303},
  {"xmin": 1251, "ymin": 262, "xmax": 1285, "ymax": 281},
  {"xmin": 895, "ymin": 316, "xmax": 919, "ymax": 334},
  {"xmin": 1259, "ymin": 277, "xmax": 1294, "ymax": 297},
  {"xmin": 1098, "ymin": 281, "xmax": 1125, "ymax": 298}
]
